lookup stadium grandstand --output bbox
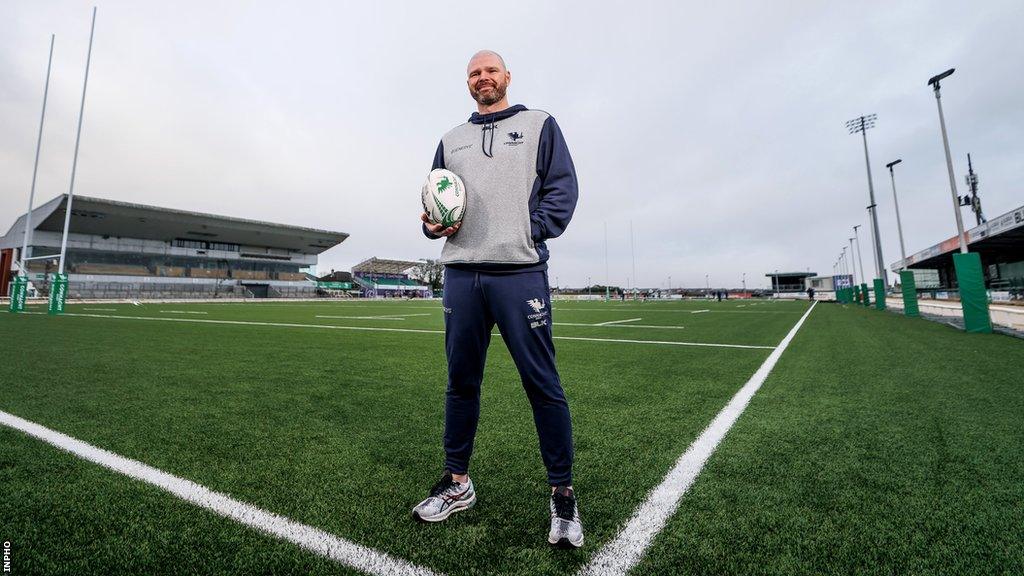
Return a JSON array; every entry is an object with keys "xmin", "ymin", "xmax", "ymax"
[
  {"xmin": 315, "ymin": 270, "xmax": 358, "ymax": 298},
  {"xmin": 350, "ymin": 257, "xmax": 431, "ymax": 298},
  {"xmin": 0, "ymin": 194, "xmax": 347, "ymax": 300},
  {"xmin": 892, "ymin": 203, "xmax": 1024, "ymax": 295}
]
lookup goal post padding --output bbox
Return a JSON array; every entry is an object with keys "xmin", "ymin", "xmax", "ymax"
[
  {"xmin": 953, "ymin": 252, "xmax": 992, "ymax": 334},
  {"xmin": 899, "ymin": 270, "xmax": 919, "ymax": 318}
]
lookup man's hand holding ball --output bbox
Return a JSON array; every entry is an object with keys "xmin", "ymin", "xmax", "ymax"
[{"xmin": 421, "ymin": 212, "xmax": 461, "ymax": 237}]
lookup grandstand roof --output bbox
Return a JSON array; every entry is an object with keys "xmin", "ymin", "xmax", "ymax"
[
  {"xmin": 892, "ymin": 203, "xmax": 1024, "ymax": 272},
  {"xmin": 765, "ymin": 271, "xmax": 817, "ymax": 278},
  {"xmin": 351, "ymin": 257, "xmax": 420, "ymax": 274},
  {"xmin": 0, "ymin": 194, "xmax": 348, "ymax": 254}
]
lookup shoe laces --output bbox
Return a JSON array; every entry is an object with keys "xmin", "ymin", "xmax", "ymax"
[
  {"xmin": 552, "ymin": 489, "xmax": 576, "ymax": 521},
  {"xmin": 429, "ymin": 472, "xmax": 458, "ymax": 497}
]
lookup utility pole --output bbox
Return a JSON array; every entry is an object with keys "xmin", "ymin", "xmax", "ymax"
[
  {"xmin": 853, "ymin": 225, "xmax": 866, "ymax": 284},
  {"xmin": 848, "ymin": 237, "xmax": 858, "ymax": 285},
  {"xmin": 603, "ymin": 221, "xmax": 610, "ymax": 301},
  {"xmin": 629, "ymin": 220, "xmax": 637, "ymax": 291},
  {"xmin": 927, "ymin": 67, "xmax": 991, "ymax": 333},
  {"xmin": 846, "ymin": 114, "xmax": 887, "ymax": 285},
  {"xmin": 928, "ymin": 68, "xmax": 967, "ymax": 254},
  {"xmin": 886, "ymin": 159, "xmax": 908, "ymax": 269}
]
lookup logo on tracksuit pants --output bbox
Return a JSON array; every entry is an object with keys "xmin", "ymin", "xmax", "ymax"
[{"xmin": 526, "ymin": 298, "xmax": 549, "ymax": 329}]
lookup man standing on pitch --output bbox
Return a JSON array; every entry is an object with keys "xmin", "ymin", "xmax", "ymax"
[{"xmin": 413, "ymin": 50, "xmax": 582, "ymax": 548}]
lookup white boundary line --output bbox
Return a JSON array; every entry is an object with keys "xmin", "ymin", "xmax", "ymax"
[
  {"xmin": 0, "ymin": 409, "xmax": 441, "ymax": 576},
  {"xmin": 690, "ymin": 309, "xmax": 710, "ymax": 314},
  {"xmin": 595, "ymin": 317, "xmax": 643, "ymax": 326},
  {"xmin": 577, "ymin": 301, "xmax": 817, "ymax": 576},
  {"xmin": 17, "ymin": 312, "xmax": 773, "ymax": 350},
  {"xmin": 160, "ymin": 310, "xmax": 209, "ymax": 315}
]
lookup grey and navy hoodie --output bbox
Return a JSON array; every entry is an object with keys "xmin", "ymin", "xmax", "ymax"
[{"xmin": 424, "ymin": 104, "xmax": 578, "ymax": 272}]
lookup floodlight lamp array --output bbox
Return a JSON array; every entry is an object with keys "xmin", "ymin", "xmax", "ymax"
[{"xmin": 845, "ymin": 114, "xmax": 877, "ymax": 134}]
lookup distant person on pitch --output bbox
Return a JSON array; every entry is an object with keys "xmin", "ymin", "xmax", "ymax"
[
  {"xmin": 413, "ymin": 50, "xmax": 582, "ymax": 548},
  {"xmin": 807, "ymin": 287, "xmax": 815, "ymax": 300}
]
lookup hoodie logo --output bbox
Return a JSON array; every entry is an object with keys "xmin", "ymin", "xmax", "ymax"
[
  {"xmin": 505, "ymin": 132, "xmax": 525, "ymax": 146},
  {"xmin": 527, "ymin": 298, "xmax": 546, "ymax": 313}
]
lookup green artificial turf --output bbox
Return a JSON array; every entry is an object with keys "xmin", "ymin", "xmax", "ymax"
[
  {"xmin": 1, "ymin": 299, "xmax": 788, "ymax": 575},
  {"xmin": 634, "ymin": 303, "xmax": 1024, "ymax": 575},
  {"xmin": 3, "ymin": 299, "xmax": 1020, "ymax": 575}
]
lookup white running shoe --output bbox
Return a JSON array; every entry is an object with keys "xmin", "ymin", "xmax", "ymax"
[
  {"xmin": 412, "ymin": 471, "xmax": 476, "ymax": 522},
  {"xmin": 548, "ymin": 486, "xmax": 584, "ymax": 548}
]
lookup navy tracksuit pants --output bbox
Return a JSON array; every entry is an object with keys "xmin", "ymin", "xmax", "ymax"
[{"xmin": 442, "ymin": 267, "xmax": 574, "ymax": 486}]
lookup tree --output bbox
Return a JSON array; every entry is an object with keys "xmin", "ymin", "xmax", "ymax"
[{"xmin": 411, "ymin": 259, "xmax": 444, "ymax": 291}]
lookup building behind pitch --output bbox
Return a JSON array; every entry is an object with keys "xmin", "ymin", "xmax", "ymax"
[{"xmin": 0, "ymin": 194, "xmax": 347, "ymax": 300}]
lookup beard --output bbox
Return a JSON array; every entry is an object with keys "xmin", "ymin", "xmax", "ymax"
[{"xmin": 471, "ymin": 80, "xmax": 507, "ymax": 105}]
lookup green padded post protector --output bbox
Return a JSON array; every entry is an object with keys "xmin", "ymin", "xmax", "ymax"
[
  {"xmin": 853, "ymin": 285, "xmax": 861, "ymax": 304},
  {"xmin": 873, "ymin": 278, "xmax": 885, "ymax": 310},
  {"xmin": 953, "ymin": 252, "xmax": 992, "ymax": 334},
  {"xmin": 861, "ymin": 283, "xmax": 870, "ymax": 306},
  {"xmin": 899, "ymin": 270, "xmax": 919, "ymax": 318},
  {"xmin": 47, "ymin": 273, "xmax": 67, "ymax": 316},
  {"xmin": 9, "ymin": 275, "xmax": 27, "ymax": 313}
]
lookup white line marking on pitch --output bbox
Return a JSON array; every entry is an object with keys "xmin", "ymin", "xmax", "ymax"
[
  {"xmin": 160, "ymin": 310, "xmax": 209, "ymax": 315},
  {"xmin": 315, "ymin": 314, "xmax": 430, "ymax": 321},
  {"xmin": 578, "ymin": 301, "xmax": 817, "ymax": 576},
  {"xmin": 553, "ymin": 336, "xmax": 772, "ymax": 350},
  {"xmin": 81, "ymin": 308, "xmax": 117, "ymax": 311},
  {"xmin": 595, "ymin": 317, "xmax": 643, "ymax": 326},
  {"xmin": 691, "ymin": 309, "xmax": 710, "ymax": 314},
  {"xmin": 0, "ymin": 409, "xmax": 441, "ymax": 576},
  {"xmin": 18, "ymin": 312, "xmax": 770, "ymax": 350},
  {"xmin": 557, "ymin": 323, "xmax": 686, "ymax": 330}
]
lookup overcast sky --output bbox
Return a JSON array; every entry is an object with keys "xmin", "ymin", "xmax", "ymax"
[{"xmin": 3, "ymin": 1, "xmax": 1022, "ymax": 289}]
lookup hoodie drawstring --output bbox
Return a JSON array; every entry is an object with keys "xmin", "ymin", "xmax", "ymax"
[{"xmin": 481, "ymin": 122, "xmax": 495, "ymax": 158}]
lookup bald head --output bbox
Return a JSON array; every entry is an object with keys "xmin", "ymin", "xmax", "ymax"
[{"xmin": 467, "ymin": 50, "xmax": 507, "ymax": 73}]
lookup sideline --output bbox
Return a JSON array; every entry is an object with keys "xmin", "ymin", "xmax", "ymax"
[{"xmin": 578, "ymin": 301, "xmax": 817, "ymax": 575}]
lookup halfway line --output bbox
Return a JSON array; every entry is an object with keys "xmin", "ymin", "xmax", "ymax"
[
  {"xmin": 0, "ymin": 409, "xmax": 441, "ymax": 576},
  {"xmin": 578, "ymin": 301, "xmax": 817, "ymax": 576},
  {"xmin": 18, "ymin": 312, "xmax": 769, "ymax": 350}
]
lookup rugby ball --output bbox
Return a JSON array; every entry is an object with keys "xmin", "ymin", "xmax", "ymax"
[{"xmin": 421, "ymin": 169, "xmax": 466, "ymax": 228}]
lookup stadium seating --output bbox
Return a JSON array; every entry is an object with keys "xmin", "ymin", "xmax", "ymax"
[
  {"xmin": 231, "ymin": 270, "xmax": 270, "ymax": 280},
  {"xmin": 75, "ymin": 264, "xmax": 152, "ymax": 276},
  {"xmin": 277, "ymin": 272, "xmax": 307, "ymax": 281},
  {"xmin": 189, "ymin": 268, "xmax": 230, "ymax": 279},
  {"xmin": 156, "ymin": 266, "xmax": 186, "ymax": 277}
]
